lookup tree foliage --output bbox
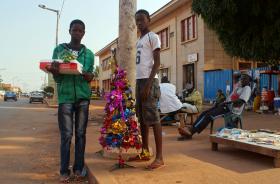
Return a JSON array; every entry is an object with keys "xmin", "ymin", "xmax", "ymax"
[
  {"xmin": 192, "ymin": 0, "xmax": 280, "ymax": 65},
  {"xmin": 93, "ymin": 65, "xmax": 100, "ymax": 78},
  {"xmin": 43, "ymin": 86, "xmax": 54, "ymax": 94}
]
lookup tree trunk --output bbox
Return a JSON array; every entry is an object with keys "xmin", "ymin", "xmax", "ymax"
[{"xmin": 118, "ymin": 0, "xmax": 137, "ymax": 96}]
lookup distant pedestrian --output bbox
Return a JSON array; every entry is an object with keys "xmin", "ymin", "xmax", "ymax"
[
  {"xmin": 226, "ymin": 80, "xmax": 231, "ymax": 97},
  {"xmin": 215, "ymin": 89, "xmax": 226, "ymax": 106},
  {"xmin": 47, "ymin": 19, "xmax": 94, "ymax": 182}
]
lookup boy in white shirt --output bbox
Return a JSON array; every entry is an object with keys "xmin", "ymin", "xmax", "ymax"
[{"xmin": 129, "ymin": 9, "xmax": 164, "ymax": 170}]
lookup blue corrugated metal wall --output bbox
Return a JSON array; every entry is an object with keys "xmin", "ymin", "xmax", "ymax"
[
  {"xmin": 204, "ymin": 67, "xmax": 279, "ymax": 101},
  {"xmin": 252, "ymin": 67, "xmax": 279, "ymax": 92},
  {"xmin": 204, "ymin": 70, "xmax": 233, "ymax": 101}
]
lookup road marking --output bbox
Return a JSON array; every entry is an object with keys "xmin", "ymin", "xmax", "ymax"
[{"xmin": 0, "ymin": 106, "xmax": 52, "ymax": 110}]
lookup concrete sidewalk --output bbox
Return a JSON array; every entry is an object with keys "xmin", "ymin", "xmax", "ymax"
[{"xmin": 86, "ymin": 100, "xmax": 280, "ymax": 184}]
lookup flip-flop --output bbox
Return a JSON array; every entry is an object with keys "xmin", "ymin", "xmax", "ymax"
[{"xmin": 145, "ymin": 162, "xmax": 165, "ymax": 170}]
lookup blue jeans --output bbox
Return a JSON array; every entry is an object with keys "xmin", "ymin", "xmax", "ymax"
[{"xmin": 58, "ymin": 100, "xmax": 89, "ymax": 176}]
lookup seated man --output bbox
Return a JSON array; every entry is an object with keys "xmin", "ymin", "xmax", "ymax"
[
  {"xmin": 183, "ymin": 86, "xmax": 202, "ymax": 114},
  {"xmin": 159, "ymin": 77, "xmax": 202, "ymax": 114},
  {"xmin": 178, "ymin": 74, "xmax": 252, "ymax": 140},
  {"xmin": 159, "ymin": 76, "xmax": 182, "ymax": 114}
]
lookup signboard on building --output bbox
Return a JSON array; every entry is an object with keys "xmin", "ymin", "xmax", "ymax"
[{"xmin": 187, "ymin": 53, "xmax": 198, "ymax": 63}]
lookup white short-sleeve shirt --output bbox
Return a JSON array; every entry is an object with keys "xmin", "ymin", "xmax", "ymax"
[
  {"xmin": 159, "ymin": 83, "xmax": 182, "ymax": 113},
  {"xmin": 230, "ymin": 85, "xmax": 251, "ymax": 115},
  {"xmin": 136, "ymin": 32, "xmax": 161, "ymax": 79}
]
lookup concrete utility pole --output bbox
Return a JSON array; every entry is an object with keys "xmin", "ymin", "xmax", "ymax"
[{"xmin": 118, "ymin": 0, "xmax": 137, "ymax": 95}]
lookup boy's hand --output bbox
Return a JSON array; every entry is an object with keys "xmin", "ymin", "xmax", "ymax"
[
  {"xmin": 82, "ymin": 72, "xmax": 94, "ymax": 82},
  {"xmin": 141, "ymin": 81, "xmax": 152, "ymax": 102},
  {"xmin": 46, "ymin": 61, "xmax": 60, "ymax": 75}
]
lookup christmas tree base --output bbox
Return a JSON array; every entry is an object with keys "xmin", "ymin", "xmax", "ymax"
[
  {"xmin": 109, "ymin": 162, "xmax": 136, "ymax": 172},
  {"xmin": 97, "ymin": 147, "xmax": 153, "ymax": 161}
]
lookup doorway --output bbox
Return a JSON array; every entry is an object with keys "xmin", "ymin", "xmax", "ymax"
[{"xmin": 183, "ymin": 64, "xmax": 195, "ymax": 89}]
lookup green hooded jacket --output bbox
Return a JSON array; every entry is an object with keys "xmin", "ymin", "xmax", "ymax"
[{"xmin": 52, "ymin": 43, "xmax": 94, "ymax": 104}]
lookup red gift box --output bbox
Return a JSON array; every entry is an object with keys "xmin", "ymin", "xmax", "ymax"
[{"xmin": 39, "ymin": 60, "xmax": 83, "ymax": 75}]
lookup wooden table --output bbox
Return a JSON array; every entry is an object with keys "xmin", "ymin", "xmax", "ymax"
[{"xmin": 210, "ymin": 135, "xmax": 280, "ymax": 167}]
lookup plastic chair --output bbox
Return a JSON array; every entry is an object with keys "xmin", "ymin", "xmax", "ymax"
[{"xmin": 210, "ymin": 110, "xmax": 243, "ymax": 134}]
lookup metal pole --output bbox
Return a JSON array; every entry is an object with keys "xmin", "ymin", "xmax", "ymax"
[{"xmin": 56, "ymin": 11, "xmax": 59, "ymax": 46}]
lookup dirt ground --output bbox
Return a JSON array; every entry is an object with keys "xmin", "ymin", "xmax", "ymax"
[
  {"xmin": 0, "ymin": 99, "xmax": 60, "ymax": 183},
  {"xmin": 86, "ymin": 100, "xmax": 280, "ymax": 184},
  {"xmin": 1, "ymin": 98, "xmax": 280, "ymax": 184},
  {"xmin": 0, "ymin": 98, "xmax": 89, "ymax": 184}
]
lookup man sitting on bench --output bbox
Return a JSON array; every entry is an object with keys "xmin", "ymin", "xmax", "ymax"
[
  {"xmin": 159, "ymin": 76, "xmax": 182, "ymax": 114},
  {"xmin": 159, "ymin": 77, "xmax": 202, "ymax": 123},
  {"xmin": 178, "ymin": 74, "xmax": 252, "ymax": 140}
]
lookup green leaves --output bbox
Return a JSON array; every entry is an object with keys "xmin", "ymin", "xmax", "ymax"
[
  {"xmin": 58, "ymin": 50, "xmax": 77, "ymax": 63},
  {"xmin": 192, "ymin": 0, "xmax": 280, "ymax": 64}
]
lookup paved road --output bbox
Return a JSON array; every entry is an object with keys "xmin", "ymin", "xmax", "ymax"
[{"xmin": 0, "ymin": 98, "xmax": 59, "ymax": 183}]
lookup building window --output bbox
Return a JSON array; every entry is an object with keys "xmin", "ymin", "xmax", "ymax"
[
  {"xmin": 102, "ymin": 57, "xmax": 111, "ymax": 71},
  {"xmin": 183, "ymin": 64, "xmax": 195, "ymax": 89},
  {"xmin": 181, "ymin": 15, "xmax": 197, "ymax": 42},
  {"xmin": 157, "ymin": 28, "xmax": 169, "ymax": 49},
  {"xmin": 159, "ymin": 68, "xmax": 169, "ymax": 81}
]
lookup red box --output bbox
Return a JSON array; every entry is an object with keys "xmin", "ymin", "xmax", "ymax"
[{"xmin": 39, "ymin": 60, "xmax": 83, "ymax": 75}]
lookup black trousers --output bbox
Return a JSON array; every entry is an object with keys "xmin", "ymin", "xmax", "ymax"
[{"xmin": 192, "ymin": 105, "xmax": 230, "ymax": 134}]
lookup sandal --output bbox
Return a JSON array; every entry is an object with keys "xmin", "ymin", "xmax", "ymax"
[
  {"xmin": 146, "ymin": 160, "xmax": 165, "ymax": 170},
  {"xmin": 74, "ymin": 170, "xmax": 87, "ymax": 182},
  {"xmin": 128, "ymin": 149, "xmax": 151, "ymax": 162},
  {"xmin": 178, "ymin": 127, "xmax": 192, "ymax": 137}
]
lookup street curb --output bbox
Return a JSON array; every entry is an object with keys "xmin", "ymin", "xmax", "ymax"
[
  {"xmin": 44, "ymin": 99, "xmax": 58, "ymax": 108},
  {"xmin": 85, "ymin": 163, "xmax": 99, "ymax": 184}
]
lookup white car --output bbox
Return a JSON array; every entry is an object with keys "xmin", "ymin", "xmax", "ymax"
[{"xmin": 29, "ymin": 92, "xmax": 44, "ymax": 104}]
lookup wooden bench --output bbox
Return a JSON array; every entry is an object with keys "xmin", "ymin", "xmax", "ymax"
[
  {"xmin": 210, "ymin": 135, "xmax": 280, "ymax": 167},
  {"xmin": 160, "ymin": 111, "xmax": 198, "ymax": 127},
  {"xmin": 160, "ymin": 112, "xmax": 186, "ymax": 126},
  {"xmin": 188, "ymin": 112, "xmax": 199, "ymax": 125}
]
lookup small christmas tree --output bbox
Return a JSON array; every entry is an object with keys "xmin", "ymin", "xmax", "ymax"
[{"xmin": 99, "ymin": 51, "xmax": 142, "ymax": 169}]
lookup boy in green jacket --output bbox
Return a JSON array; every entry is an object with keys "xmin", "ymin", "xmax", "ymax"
[{"xmin": 47, "ymin": 19, "xmax": 94, "ymax": 182}]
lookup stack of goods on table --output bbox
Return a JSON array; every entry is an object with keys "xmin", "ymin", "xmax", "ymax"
[{"xmin": 217, "ymin": 128, "xmax": 280, "ymax": 147}]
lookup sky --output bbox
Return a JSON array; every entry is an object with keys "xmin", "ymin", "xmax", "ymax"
[{"xmin": 0, "ymin": 0, "xmax": 171, "ymax": 92}]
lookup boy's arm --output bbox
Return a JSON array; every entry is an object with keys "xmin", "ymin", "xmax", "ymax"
[{"xmin": 50, "ymin": 46, "xmax": 63, "ymax": 83}]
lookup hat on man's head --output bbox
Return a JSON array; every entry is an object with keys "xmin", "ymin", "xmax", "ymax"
[{"xmin": 241, "ymin": 73, "xmax": 253, "ymax": 82}]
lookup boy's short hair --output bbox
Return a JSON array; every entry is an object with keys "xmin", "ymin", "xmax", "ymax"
[
  {"xmin": 135, "ymin": 9, "xmax": 150, "ymax": 20},
  {"xmin": 70, "ymin": 19, "xmax": 85, "ymax": 30}
]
